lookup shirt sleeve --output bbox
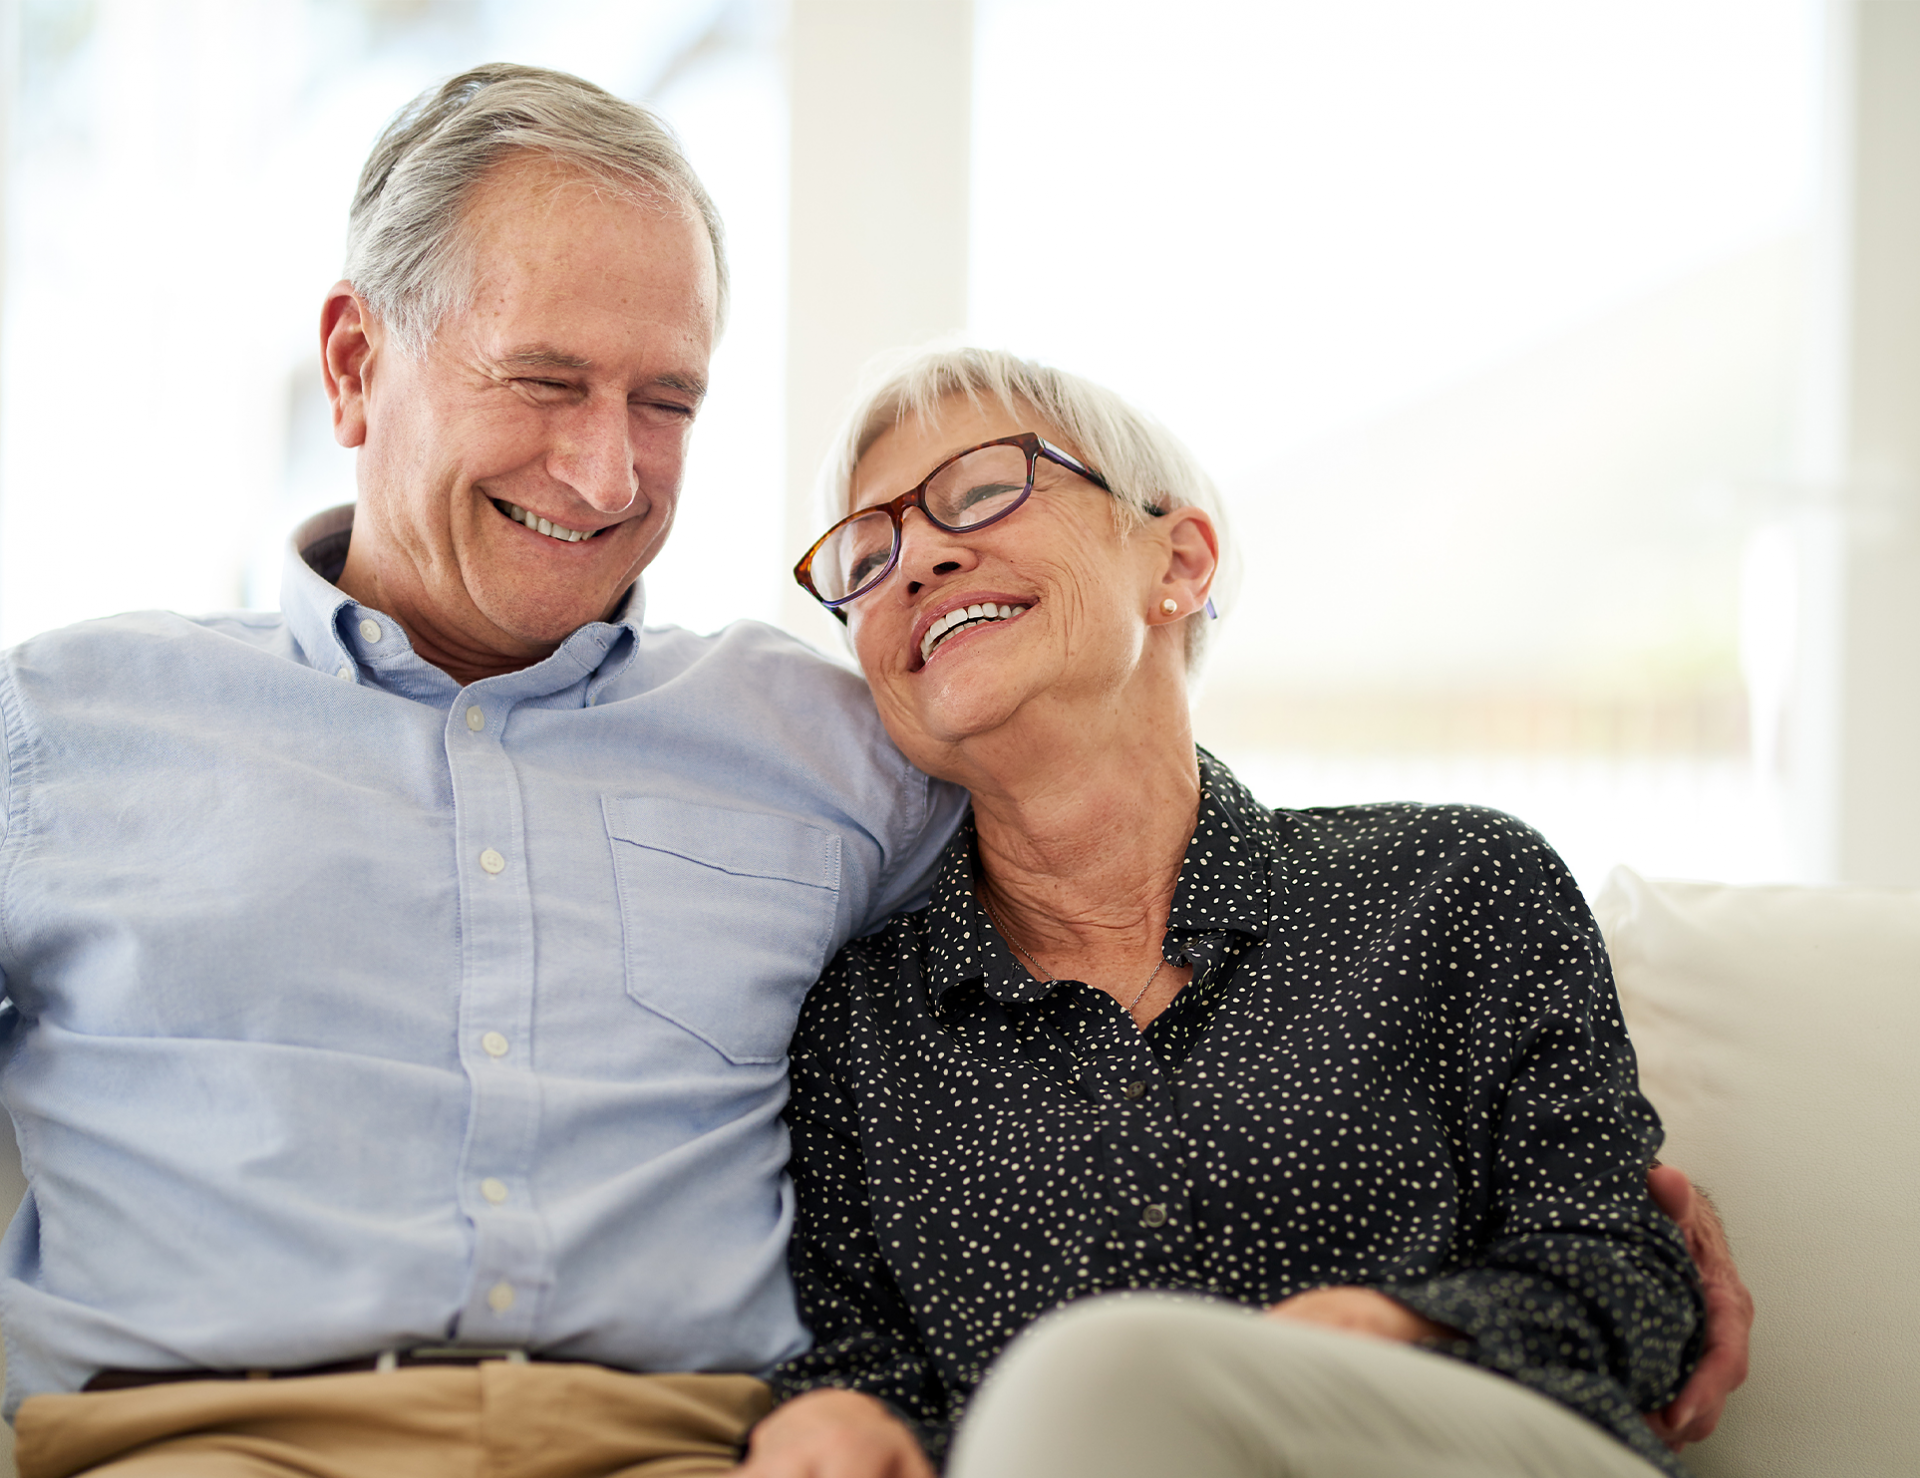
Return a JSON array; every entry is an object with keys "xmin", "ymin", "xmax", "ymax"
[
  {"xmin": 769, "ymin": 961, "xmax": 959, "ymax": 1463},
  {"xmin": 0, "ymin": 664, "xmax": 19, "ymax": 1033},
  {"xmin": 1372, "ymin": 821, "xmax": 1702, "ymax": 1454},
  {"xmin": 857, "ymin": 779, "xmax": 968, "ymax": 936}
]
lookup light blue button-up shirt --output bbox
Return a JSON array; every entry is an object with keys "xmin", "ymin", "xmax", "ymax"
[{"xmin": 0, "ymin": 506, "xmax": 963, "ymax": 1415}]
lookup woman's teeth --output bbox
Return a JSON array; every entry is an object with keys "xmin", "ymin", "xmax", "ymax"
[
  {"xmin": 920, "ymin": 603, "xmax": 1028, "ymax": 664},
  {"xmin": 496, "ymin": 501, "xmax": 597, "ymax": 542}
]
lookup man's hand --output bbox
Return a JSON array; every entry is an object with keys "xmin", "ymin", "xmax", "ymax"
[
  {"xmin": 1264, "ymin": 1286, "xmax": 1457, "ymax": 1343},
  {"xmin": 1645, "ymin": 1163, "xmax": 1754, "ymax": 1450},
  {"xmin": 736, "ymin": 1387, "xmax": 935, "ymax": 1478}
]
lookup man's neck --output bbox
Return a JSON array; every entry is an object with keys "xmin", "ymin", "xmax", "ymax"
[{"xmin": 336, "ymin": 539, "xmax": 562, "ymax": 688}]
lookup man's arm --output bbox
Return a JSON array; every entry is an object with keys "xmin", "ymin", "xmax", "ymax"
[{"xmin": 1644, "ymin": 1164, "xmax": 1754, "ymax": 1449}]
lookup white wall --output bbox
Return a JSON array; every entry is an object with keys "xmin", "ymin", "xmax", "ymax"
[{"xmin": 1766, "ymin": 0, "xmax": 1920, "ymax": 884}]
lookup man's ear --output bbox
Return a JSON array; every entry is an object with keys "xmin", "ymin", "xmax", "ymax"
[
  {"xmin": 321, "ymin": 281, "xmax": 378, "ymax": 450},
  {"xmin": 1152, "ymin": 506, "xmax": 1220, "ymax": 620}
]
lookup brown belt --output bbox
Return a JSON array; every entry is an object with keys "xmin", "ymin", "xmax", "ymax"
[{"xmin": 84, "ymin": 1346, "xmax": 564, "ymax": 1393}]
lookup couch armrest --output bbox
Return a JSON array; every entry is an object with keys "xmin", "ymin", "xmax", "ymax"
[{"xmin": 1595, "ymin": 868, "xmax": 1920, "ymax": 1478}]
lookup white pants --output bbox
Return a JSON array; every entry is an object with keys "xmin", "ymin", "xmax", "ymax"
[{"xmin": 947, "ymin": 1297, "xmax": 1665, "ymax": 1478}]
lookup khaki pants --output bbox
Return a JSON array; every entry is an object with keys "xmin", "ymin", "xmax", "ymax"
[
  {"xmin": 12, "ymin": 1362, "xmax": 771, "ymax": 1478},
  {"xmin": 950, "ymin": 1297, "xmax": 1666, "ymax": 1478}
]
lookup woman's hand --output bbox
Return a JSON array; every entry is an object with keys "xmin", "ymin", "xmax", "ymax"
[
  {"xmin": 736, "ymin": 1388, "xmax": 936, "ymax": 1478},
  {"xmin": 1264, "ymin": 1286, "xmax": 1458, "ymax": 1343},
  {"xmin": 1644, "ymin": 1164, "xmax": 1754, "ymax": 1449}
]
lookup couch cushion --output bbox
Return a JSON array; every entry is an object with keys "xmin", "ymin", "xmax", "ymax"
[{"xmin": 1594, "ymin": 868, "xmax": 1920, "ymax": 1478}]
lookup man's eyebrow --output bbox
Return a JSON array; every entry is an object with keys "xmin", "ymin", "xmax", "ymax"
[
  {"xmin": 655, "ymin": 372, "xmax": 707, "ymax": 402},
  {"xmin": 497, "ymin": 350, "xmax": 706, "ymax": 402},
  {"xmin": 500, "ymin": 348, "xmax": 594, "ymax": 371}
]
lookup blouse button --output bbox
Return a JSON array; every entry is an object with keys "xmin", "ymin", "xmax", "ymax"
[
  {"xmin": 1122, "ymin": 1080, "xmax": 1147, "ymax": 1101},
  {"xmin": 1140, "ymin": 1203, "xmax": 1169, "ymax": 1228}
]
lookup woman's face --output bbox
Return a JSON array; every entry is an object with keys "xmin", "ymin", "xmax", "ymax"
[{"xmin": 843, "ymin": 397, "xmax": 1175, "ymax": 774}]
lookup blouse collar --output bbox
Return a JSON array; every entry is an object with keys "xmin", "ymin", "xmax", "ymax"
[{"xmin": 923, "ymin": 749, "xmax": 1276, "ymax": 1006}]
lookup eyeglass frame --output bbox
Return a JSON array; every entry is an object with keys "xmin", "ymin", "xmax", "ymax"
[{"xmin": 792, "ymin": 431, "xmax": 1139, "ymax": 620}]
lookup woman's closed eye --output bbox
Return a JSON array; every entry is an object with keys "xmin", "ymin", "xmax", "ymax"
[
  {"xmin": 941, "ymin": 479, "xmax": 1025, "ymax": 523},
  {"xmin": 848, "ymin": 546, "xmax": 892, "ymax": 586}
]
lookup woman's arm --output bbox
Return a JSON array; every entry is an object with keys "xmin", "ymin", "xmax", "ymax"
[
  {"xmin": 1274, "ymin": 823, "xmax": 1705, "ymax": 1461},
  {"xmin": 1375, "ymin": 845, "xmax": 1703, "ymax": 1428},
  {"xmin": 1261, "ymin": 1173, "xmax": 1749, "ymax": 1455},
  {"xmin": 739, "ymin": 1388, "xmax": 933, "ymax": 1478},
  {"xmin": 762, "ymin": 984, "xmax": 956, "ymax": 1470}
]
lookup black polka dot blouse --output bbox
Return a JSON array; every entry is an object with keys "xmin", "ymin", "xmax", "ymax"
[{"xmin": 770, "ymin": 751, "xmax": 1702, "ymax": 1476}]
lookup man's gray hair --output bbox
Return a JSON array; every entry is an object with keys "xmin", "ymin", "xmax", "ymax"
[
  {"xmin": 819, "ymin": 344, "xmax": 1237, "ymax": 673},
  {"xmin": 345, "ymin": 63, "xmax": 728, "ymax": 356}
]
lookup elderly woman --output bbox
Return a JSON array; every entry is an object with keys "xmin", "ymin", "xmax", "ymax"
[{"xmin": 741, "ymin": 348, "xmax": 1708, "ymax": 1478}]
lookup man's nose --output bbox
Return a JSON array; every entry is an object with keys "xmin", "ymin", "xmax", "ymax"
[
  {"xmin": 896, "ymin": 508, "xmax": 980, "ymax": 593},
  {"xmin": 549, "ymin": 399, "xmax": 640, "ymax": 514}
]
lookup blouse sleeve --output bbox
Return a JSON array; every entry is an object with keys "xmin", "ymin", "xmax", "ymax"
[
  {"xmin": 768, "ymin": 965, "xmax": 959, "ymax": 1463},
  {"xmin": 1373, "ymin": 817, "xmax": 1702, "ymax": 1445}
]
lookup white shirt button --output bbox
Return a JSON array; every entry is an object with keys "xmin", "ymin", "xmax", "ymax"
[
  {"xmin": 480, "ymin": 1177, "xmax": 509, "ymax": 1205},
  {"xmin": 336, "ymin": 665, "xmax": 353, "ymax": 680},
  {"xmin": 487, "ymin": 1280, "xmax": 515, "ymax": 1312},
  {"xmin": 1141, "ymin": 1203, "xmax": 1169, "ymax": 1228},
  {"xmin": 479, "ymin": 848, "xmax": 506, "ymax": 875},
  {"xmin": 358, "ymin": 618, "xmax": 382, "ymax": 643},
  {"xmin": 465, "ymin": 706, "xmax": 485, "ymax": 732},
  {"xmin": 481, "ymin": 1031, "xmax": 510, "ymax": 1059}
]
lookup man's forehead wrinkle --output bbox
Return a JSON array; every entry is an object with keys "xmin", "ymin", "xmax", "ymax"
[{"xmin": 500, "ymin": 347, "xmax": 595, "ymax": 371}]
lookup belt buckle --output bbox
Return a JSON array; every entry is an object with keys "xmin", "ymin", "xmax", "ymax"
[{"xmin": 375, "ymin": 1346, "xmax": 531, "ymax": 1373}]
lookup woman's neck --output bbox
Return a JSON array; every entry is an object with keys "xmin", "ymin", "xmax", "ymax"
[{"xmin": 960, "ymin": 699, "xmax": 1202, "ymax": 976}]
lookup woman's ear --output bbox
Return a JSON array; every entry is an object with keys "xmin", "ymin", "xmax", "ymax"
[{"xmin": 1151, "ymin": 506, "xmax": 1219, "ymax": 622}]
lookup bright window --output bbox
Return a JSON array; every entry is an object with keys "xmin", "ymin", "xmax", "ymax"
[{"xmin": 970, "ymin": 0, "xmax": 1818, "ymax": 888}]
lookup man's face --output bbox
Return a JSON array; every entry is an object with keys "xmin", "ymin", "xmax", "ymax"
[{"xmin": 329, "ymin": 153, "xmax": 718, "ymax": 677}]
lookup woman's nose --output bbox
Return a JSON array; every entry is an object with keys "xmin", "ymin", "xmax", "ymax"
[{"xmin": 895, "ymin": 508, "xmax": 979, "ymax": 592}]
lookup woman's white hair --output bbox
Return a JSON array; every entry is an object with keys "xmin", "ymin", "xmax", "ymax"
[
  {"xmin": 818, "ymin": 344, "xmax": 1238, "ymax": 672},
  {"xmin": 344, "ymin": 63, "xmax": 727, "ymax": 357}
]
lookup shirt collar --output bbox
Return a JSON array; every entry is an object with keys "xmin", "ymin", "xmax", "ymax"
[
  {"xmin": 923, "ymin": 749, "xmax": 1275, "ymax": 1006},
  {"xmin": 280, "ymin": 505, "xmax": 645, "ymax": 704}
]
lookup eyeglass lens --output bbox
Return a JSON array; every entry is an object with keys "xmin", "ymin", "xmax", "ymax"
[{"xmin": 812, "ymin": 443, "xmax": 1034, "ymax": 603}]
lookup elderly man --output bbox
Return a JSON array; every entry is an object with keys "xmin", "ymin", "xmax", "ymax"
[
  {"xmin": 0, "ymin": 65, "xmax": 960, "ymax": 1478},
  {"xmin": 0, "ymin": 62, "xmax": 1746, "ymax": 1478}
]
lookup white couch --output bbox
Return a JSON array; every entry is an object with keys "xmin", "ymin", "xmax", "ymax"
[
  {"xmin": 0, "ymin": 871, "xmax": 1910, "ymax": 1477},
  {"xmin": 1595, "ymin": 868, "xmax": 1920, "ymax": 1478}
]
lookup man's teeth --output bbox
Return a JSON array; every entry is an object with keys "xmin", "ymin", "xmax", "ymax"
[
  {"xmin": 920, "ymin": 603, "xmax": 1029, "ymax": 664},
  {"xmin": 498, "ymin": 501, "xmax": 597, "ymax": 542}
]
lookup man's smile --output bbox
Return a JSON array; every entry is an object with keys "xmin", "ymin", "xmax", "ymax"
[{"xmin": 491, "ymin": 498, "xmax": 603, "ymax": 543}]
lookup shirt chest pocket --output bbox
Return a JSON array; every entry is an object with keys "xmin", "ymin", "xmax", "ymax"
[{"xmin": 604, "ymin": 795, "xmax": 843, "ymax": 1064}]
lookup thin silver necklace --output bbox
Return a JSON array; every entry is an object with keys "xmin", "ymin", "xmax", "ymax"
[{"xmin": 981, "ymin": 897, "xmax": 1167, "ymax": 1018}]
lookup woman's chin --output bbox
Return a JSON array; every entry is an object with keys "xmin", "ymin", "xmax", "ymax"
[{"xmin": 878, "ymin": 678, "xmax": 1036, "ymax": 775}]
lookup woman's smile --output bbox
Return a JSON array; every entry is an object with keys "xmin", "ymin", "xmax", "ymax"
[{"xmin": 913, "ymin": 599, "xmax": 1033, "ymax": 669}]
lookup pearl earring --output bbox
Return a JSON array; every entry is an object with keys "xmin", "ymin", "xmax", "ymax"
[{"xmin": 1161, "ymin": 599, "xmax": 1179, "ymax": 616}]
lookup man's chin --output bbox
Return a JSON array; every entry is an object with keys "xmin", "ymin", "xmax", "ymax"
[{"xmin": 477, "ymin": 584, "xmax": 635, "ymax": 653}]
